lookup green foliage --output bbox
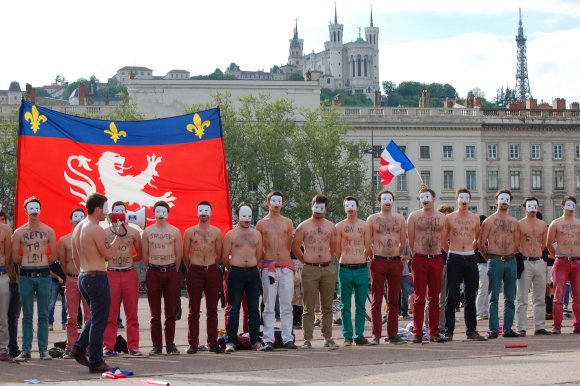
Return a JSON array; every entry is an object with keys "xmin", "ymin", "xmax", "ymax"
[
  {"xmin": 493, "ymin": 86, "xmax": 517, "ymax": 107},
  {"xmin": 190, "ymin": 69, "xmax": 237, "ymax": 80},
  {"xmin": 382, "ymin": 80, "xmax": 457, "ymax": 107},
  {"xmin": 289, "ymin": 73, "xmax": 305, "ymax": 81},
  {"xmin": 61, "ymin": 76, "xmax": 127, "ymax": 101},
  {"xmin": 0, "ymin": 119, "xmax": 18, "ymax": 222},
  {"xmin": 320, "ymin": 89, "xmax": 373, "ymax": 107},
  {"xmin": 105, "ymin": 96, "xmax": 144, "ymax": 121}
]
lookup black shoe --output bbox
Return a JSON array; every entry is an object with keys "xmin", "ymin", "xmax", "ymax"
[
  {"xmin": 9, "ymin": 349, "xmax": 21, "ymax": 358},
  {"xmin": 517, "ymin": 330, "xmax": 526, "ymax": 337},
  {"xmin": 429, "ymin": 335, "xmax": 446, "ymax": 343},
  {"xmin": 466, "ymin": 331, "xmax": 487, "ymax": 341},
  {"xmin": 283, "ymin": 341, "xmax": 298, "ymax": 349},
  {"xmin": 186, "ymin": 346, "xmax": 197, "ymax": 354},
  {"xmin": 502, "ymin": 329, "xmax": 520, "ymax": 338},
  {"xmin": 534, "ymin": 329, "xmax": 552, "ymax": 335},
  {"xmin": 209, "ymin": 345, "xmax": 224, "ymax": 354},
  {"xmin": 487, "ymin": 331, "xmax": 499, "ymax": 339},
  {"xmin": 166, "ymin": 345, "xmax": 180, "ymax": 355},
  {"xmin": 264, "ymin": 342, "xmax": 274, "ymax": 351},
  {"xmin": 387, "ymin": 336, "xmax": 406, "ymax": 345},
  {"xmin": 574, "ymin": 327, "xmax": 580, "ymax": 334},
  {"xmin": 444, "ymin": 332, "xmax": 453, "ymax": 341},
  {"xmin": 412, "ymin": 335, "xmax": 422, "ymax": 344},
  {"xmin": 354, "ymin": 337, "xmax": 370, "ymax": 346},
  {"xmin": 89, "ymin": 361, "xmax": 110, "ymax": 373},
  {"xmin": 149, "ymin": 346, "xmax": 163, "ymax": 356},
  {"xmin": 70, "ymin": 347, "xmax": 89, "ymax": 367}
]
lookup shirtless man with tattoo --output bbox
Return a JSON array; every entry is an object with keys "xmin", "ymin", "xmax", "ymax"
[
  {"xmin": 70, "ymin": 193, "xmax": 123, "ymax": 372},
  {"xmin": 59, "ymin": 208, "xmax": 90, "ymax": 359},
  {"xmin": 256, "ymin": 191, "xmax": 297, "ymax": 350},
  {"xmin": 103, "ymin": 202, "xmax": 143, "ymax": 357},
  {"xmin": 367, "ymin": 190, "xmax": 407, "ymax": 345},
  {"xmin": 547, "ymin": 196, "xmax": 580, "ymax": 334},
  {"xmin": 336, "ymin": 196, "xmax": 371, "ymax": 347},
  {"xmin": 142, "ymin": 201, "xmax": 182, "ymax": 356},
  {"xmin": 515, "ymin": 197, "xmax": 550, "ymax": 336},
  {"xmin": 183, "ymin": 201, "xmax": 223, "ymax": 354},
  {"xmin": 407, "ymin": 187, "xmax": 447, "ymax": 343},
  {"xmin": 222, "ymin": 202, "xmax": 263, "ymax": 353},
  {"xmin": 0, "ymin": 205, "xmax": 12, "ymax": 361},
  {"xmin": 12, "ymin": 197, "xmax": 58, "ymax": 361},
  {"xmin": 441, "ymin": 188, "xmax": 486, "ymax": 341},
  {"xmin": 479, "ymin": 189, "xmax": 520, "ymax": 339},
  {"xmin": 292, "ymin": 194, "xmax": 338, "ymax": 349}
]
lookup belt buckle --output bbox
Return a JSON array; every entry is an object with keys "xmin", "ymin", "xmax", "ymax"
[
  {"xmin": 500, "ymin": 255, "xmax": 509, "ymax": 261},
  {"xmin": 426, "ymin": 254, "xmax": 435, "ymax": 259},
  {"xmin": 200, "ymin": 265, "xmax": 209, "ymax": 270},
  {"xmin": 160, "ymin": 267, "xmax": 167, "ymax": 272}
]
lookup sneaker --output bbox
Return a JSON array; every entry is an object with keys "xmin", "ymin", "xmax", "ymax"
[
  {"xmin": 252, "ymin": 342, "xmax": 266, "ymax": 351},
  {"xmin": 283, "ymin": 341, "xmax": 298, "ymax": 349},
  {"xmin": 14, "ymin": 352, "xmax": 31, "ymax": 362},
  {"xmin": 209, "ymin": 345, "xmax": 225, "ymax": 354},
  {"xmin": 197, "ymin": 344, "xmax": 209, "ymax": 352},
  {"xmin": 62, "ymin": 351, "xmax": 72, "ymax": 359},
  {"xmin": 264, "ymin": 342, "xmax": 274, "ymax": 351},
  {"xmin": 48, "ymin": 324, "xmax": 53, "ymax": 331},
  {"xmin": 487, "ymin": 331, "xmax": 499, "ymax": 339},
  {"xmin": 444, "ymin": 332, "xmax": 453, "ymax": 341},
  {"xmin": 301, "ymin": 340, "xmax": 312, "ymax": 349},
  {"xmin": 149, "ymin": 346, "xmax": 163, "ymax": 356},
  {"xmin": 0, "ymin": 353, "xmax": 11, "ymax": 362},
  {"xmin": 534, "ymin": 329, "xmax": 552, "ymax": 335},
  {"xmin": 39, "ymin": 351, "xmax": 52, "ymax": 360},
  {"xmin": 9, "ymin": 349, "xmax": 21, "ymax": 358},
  {"xmin": 323, "ymin": 338, "xmax": 339, "ymax": 349},
  {"xmin": 343, "ymin": 339, "xmax": 353, "ymax": 347},
  {"xmin": 166, "ymin": 345, "xmax": 180, "ymax": 355},
  {"xmin": 129, "ymin": 349, "xmax": 144, "ymax": 357},
  {"xmin": 382, "ymin": 315, "xmax": 388, "ymax": 324},
  {"xmin": 466, "ymin": 331, "xmax": 487, "ymax": 341},
  {"xmin": 314, "ymin": 318, "xmax": 321, "ymax": 327},
  {"xmin": 354, "ymin": 337, "xmax": 370, "ymax": 346},
  {"xmin": 333, "ymin": 318, "xmax": 342, "ymax": 325},
  {"xmin": 103, "ymin": 350, "xmax": 118, "ymax": 357},
  {"xmin": 551, "ymin": 327, "xmax": 561, "ymax": 335},
  {"xmin": 225, "ymin": 343, "xmax": 236, "ymax": 353},
  {"xmin": 518, "ymin": 330, "xmax": 527, "ymax": 337},
  {"xmin": 412, "ymin": 335, "xmax": 422, "ymax": 344},
  {"xmin": 429, "ymin": 335, "xmax": 446, "ymax": 343},
  {"xmin": 388, "ymin": 335, "xmax": 407, "ymax": 345},
  {"xmin": 70, "ymin": 347, "xmax": 89, "ymax": 366},
  {"xmin": 399, "ymin": 314, "xmax": 411, "ymax": 320},
  {"xmin": 502, "ymin": 329, "xmax": 520, "ymax": 338},
  {"xmin": 476, "ymin": 315, "xmax": 488, "ymax": 321},
  {"xmin": 370, "ymin": 336, "xmax": 380, "ymax": 345},
  {"xmin": 186, "ymin": 346, "xmax": 198, "ymax": 354}
]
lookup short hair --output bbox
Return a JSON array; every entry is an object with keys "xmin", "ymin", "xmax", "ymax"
[
  {"xmin": 24, "ymin": 196, "xmax": 41, "ymax": 210},
  {"xmin": 495, "ymin": 189, "xmax": 512, "ymax": 201},
  {"xmin": 198, "ymin": 201, "xmax": 212, "ymax": 209},
  {"xmin": 69, "ymin": 208, "xmax": 86, "ymax": 220},
  {"xmin": 236, "ymin": 201, "xmax": 252, "ymax": 216},
  {"xmin": 266, "ymin": 191, "xmax": 283, "ymax": 202},
  {"xmin": 311, "ymin": 194, "xmax": 328, "ymax": 207},
  {"xmin": 111, "ymin": 201, "xmax": 126, "ymax": 210},
  {"xmin": 456, "ymin": 188, "xmax": 471, "ymax": 199},
  {"xmin": 154, "ymin": 201, "xmax": 170, "ymax": 213},
  {"xmin": 479, "ymin": 214, "xmax": 486, "ymax": 225},
  {"xmin": 419, "ymin": 187, "xmax": 436, "ymax": 199},
  {"xmin": 561, "ymin": 196, "xmax": 576, "ymax": 206},
  {"xmin": 86, "ymin": 193, "xmax": 107, "ymax": 215},
  {"xmin": 522, "ymin": 197, "xmax": 539, "ymax": 208},
  {"xmin": 438, "ymin": 204, "xmax": 454, "ymax": 214},
  {"xmin": 344, "ymin": 196, "xmax": 359, "ymax": 208},
  {"xmin": 536, "ymin": 212, "xmax": 543, "ymax": 220},
  {"xmin": 376, "ymin": 190, "xmax": 394, "ymax": 202},
  {"xmin": 0, "ymin": 211, "xmax": 6, "ymax": 223}
]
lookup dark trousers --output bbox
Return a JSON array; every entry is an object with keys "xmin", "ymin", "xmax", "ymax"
[
  {"xmin": 8, "ymin": 282, "xmax": 21, "ymax": 354},
  {"xmin": 186, "ymin": 266, "xmax": 221, "ymax": 348},
  {"xmin": 146, "ymin": 269, "xmax": 179, "ymax": 349},
  {"xmin": 225, "ymin": 266, "xmax": 261, "ymax": 346},
  {"xmin": 445, "ymin": 254, "xmax": 479, "ymax": 335},
  {"xmin": 74, "ymin": 273, "xmax": 110, "ymax": 367}
]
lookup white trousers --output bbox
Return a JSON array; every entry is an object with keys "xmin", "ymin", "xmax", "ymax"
[
  {"xmin": 476, "ymin": 263, "xmax": 489, "ymax": 317},
  {"xmin": 515, "ymin": 259, "xmax": 547, "ymax": 332},
  {"xmin": 261, "ymin": 267, "xmax": 294, "ymax": 344}
]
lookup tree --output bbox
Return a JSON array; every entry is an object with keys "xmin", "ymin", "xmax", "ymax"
[
  {"xmin": 105, "ymin": 96, "xmax": 144, "ymax": 121},
  {"xmin": 0, "ymin": 119, "xmax": 18, "ymax": 222},
  {"xmin": 320, "ymin": 89, "xmax": 373, "ymax": 107},
  {"xmin": 382, "ymin": 81, "xmax": 396, "ymax": 96},
  {"xmin": 289, "ymin": 73, "xmax": 305, "ymax": 81}
]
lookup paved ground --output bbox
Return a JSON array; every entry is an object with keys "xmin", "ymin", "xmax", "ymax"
[{"xmin": 3, "ymin": 295, "xmax": 580, "ymax": 385}]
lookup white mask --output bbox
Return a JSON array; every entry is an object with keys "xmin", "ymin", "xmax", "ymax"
[
  {"xmin": 525, "ymin": 201, "xmax": 538, "ymax": 213},
  {"xmin": 419, "ymin": 192, "xmax": 432, "ymax": 204},
  {"xmin": 497, "ymin": 193, "xmax": 511, "ymax": 206},
  {"xmin": 458, "ymin": 193, "xmax": 470, "ymax": 204},
  {"xmin": 564, "ymin": 200, "xmax": 576, "ymax": 211},
  {"xmin": 198, "ymin": 204, "xmax": 211, "ymax": 216},
  {"xmin": 269, "ymin": 195, "xmax": 283, "ymax": 207},
  {"xmin": 155, "ymin": 206, "xmax": 168, "ymax": 219},
  {"xmin": 344, "ymin": 200, "xmax": 357, "ymax": 211},
  {"xmin": 312, "ymin": 203, "xmax": 326, "ymax": 214},
  {"xmin": 112, "ymin": 205, "xmax": 126, "ymax": 214},
  {"xmin": 238, "ymin": 206, "xmax": 252, "ymax": 222},
  {"xmin": 71, "ymin": 211, "xmax": 85, "ymax": 222},
  {"xmin": 380, "ymin": 193, "xmax": 393, "ymax": 205},
  {"xmin": 26, "ymin": 202, "xmax": 40, "ymax": 215}
]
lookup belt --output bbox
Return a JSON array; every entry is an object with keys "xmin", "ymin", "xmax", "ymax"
[
  {"xmin": 20, "ymin": 268, "xmax": 50, "ymax": 278},
  {"xmin": 557, "ymin": 256, "xmax": 580, "ymax": 261},
  {"xmin": 449, "ymin": 253, "xmax": 476, "ymax": 258},
  {"xmin": 191, "ymin": 264, "xmax": 217, "ymax": 270},
  {"xmin": 80, "ymin": 270, "xmax": 107, "ymax": 277},
  {"xmin": 414, "ymin": 253, "xmax": 443, "ymax": 259},
  {"xmin": 374, "ymin": 255, "xmax": 401, "ymax": 261},
  {"xmin": 522, "ymin": 256, "xmax": 542, "ymax": 262},
  {"xmin": 304, "ymin": 261, "xmax": 331, "ymax": 267},
  {"xmin": 229, "ymin": 265, "xmax": 258, "ymax": 270},
  {"xmin": 489, "ymin": 254, "xmax": 515, "ymax": 261},
  {"xmin": 149, "ymin": 264, "xmax": 176, "ymax": 272},
  {"xmin": 66, "ymin": 272, "xmax": 79, "ymax": 278},
  {"xmin": 107, "ymin": 267, "xmax": 134, "ymax": 272},
  {"xmin": 340, "ymin": 263, "xmax": 368, "ymax": 270}
]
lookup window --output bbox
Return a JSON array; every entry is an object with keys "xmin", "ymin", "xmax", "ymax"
[
  {"xmin": 488, "ymin": 205, "xmax": 497, "ymax": 215},
  {"xmin": 532, "ymin": 169, "xmax": 542, "ymax": 190},
  {"xmin": 420, "ymin": 170, "xmax": 431, "ymax": 187},
  {"xmin": 372, "ymin": 169, "xmax": 381, "ymax": 192},
  {"xmin": 510, "ymin": 170, "xmax": 520, "ymax": 190},
  {"xmin": 396, "ymin": 174, "xmax": 407, "ymax": 192},
  {"xmin": 576, "ymin": 170, "xmax": 580, "ymax": 190},
  {"xmin": 397, "ymin": 207, "xmax": 409, "ymax": 218},
  {"xmin": 465, "ymin": 145, "xmax": 476, "ymax": 160},
  {"xmin": 468, "ymin": 205, "xmax": 478, "ymax": 213},
  {"xmin": 554, "ymin": 169, "xmax": 565, "ymax": 190},
  {"xmin": 510, "ymin": 206, "xmax": 523, "ymax": 219},
  {"xmin": 443, "ymin": 145, "xmax": 453, "ymax": 159},
  {"xmin": 399, "ymin": 145, "xmax": 406, "ymax": 154},
  {"xmin": 488, "ymin": 144, "xmax": 498, "ymax": 159},
  {"xmin": 509, "ymin": 144, "xmax": 520, "ymax": 159},
  {"xmin": 443, "ymin": 170, "xmax": 454, "ymax": 190},
  {"xmin": 420, "ymin": 146, "xmax": 431, "ymax": 159},
  {"xmin": 554, "ymin": 205, "xmax": 563, "ymax": 219},
  {"xmin": 531, "ymin": 144, "xmax": 541, "ymax": 160},
  {"xmin": 576, "ymin": 145, "xmax": 580, "ymax": 159},
  {"xmin": 488, "ymin": 170, "xmax": 498, "ymax": 190},
  {"xmin": 553, "ymin": 144, "xmax": 563, "ymax": 160},
  {"xmin": 466, "ymin": 170, "xmax": 476, "ymax": 191}
]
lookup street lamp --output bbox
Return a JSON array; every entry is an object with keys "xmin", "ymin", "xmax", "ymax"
[{"xmin": 364, "ymin": 128, "xmax": 383, "ymax": 213}]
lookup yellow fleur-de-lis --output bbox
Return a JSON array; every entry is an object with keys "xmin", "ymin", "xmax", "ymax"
[
  {"xmin": 186, "ymin": 113, "xmax": 211, "ymax": 139},
  {"xmin": 104, "ymin": 122, "xmax": 127, "ymax": 143},
  {"xmin": 24, "ymin": 105, "xmax": 47, "ymax": 134}
]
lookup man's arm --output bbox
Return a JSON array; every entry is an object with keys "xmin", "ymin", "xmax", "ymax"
[
  {"xmin": 513, "ymin": 219, "xmax": 521, "ymax": 254},
  {"xmin": 329, "ymin": 225, "xmax": 338, "ymax": 258},
  {"xmin": 407, "ymin": 212, "xmax": 416, "ymax": 256},
  {"xmin": 221, "ymin": 232, "xmax": 232, "ymax": 268},
  {"xmin": 440, "ymin": 216, "xmax": 450, "ymax": 253},
  {"xmin": 58, "ymin": 236, "xmax": 67, "ymax": 273},
  {"xmin": 94, "ymin": 228, "xmax": 122, "ymax": 261},
  {"xmin": 182, "ymin": 230, "xmax": 191, "ymax": 271},
  {"xmin": 11, "ymin": 231, "xmax": 21, "ymax": 265},
  {"xmin": 335, "ymin": 223, "xmax": 343, "ymax": 259},
  {"xmin": 291, "ymin": 225, "xmax": 305, "ymax": 262},
  {"xmin": 546, "ymin": 221, "xmax": 557, "ymax": 258},
  {"xmin": 141, "ymin": 229, "xmax": 150, "ymax": 266},
  {"xmin": 478, "ymin": 219, "xmax": 490, "ymax": 259},
  {"xmin": 214, "ymin": 227, "xmax": 223, "ymax": 265},
  {"xmin": 286, "ymin": 219, "xmax": 294, "ymax": 251},
  {"xmin": 363, "ymin": 222, "xmax": 372, "ymax": 260},
  {"xmin": 3, "ymin": 225, "xmax": 12, "ymax": 265},
  {"xmin": 132, "ymin": 230, "xmax": 143, "ymax": 262},
  {"xmin": 47, "ymin": 228, "xmax": 58, "ymax": 264},
  {"xmin": 174, "ymin": 227, "xmax": 183, "ymax": 271},
  {"xmin": 399, "ymin": 216, "xmax": 406, "ymax": 256},
  {"xmin": 256, "ymin": 232, "xmax": 263, "ymax": 264},
  {"xmin": 541, "ymin": 222, "xmax": 548, "ymax": 253},
  {"xmin": 473, "ymin": 214, "xmax": 481, "ymax": 250}
]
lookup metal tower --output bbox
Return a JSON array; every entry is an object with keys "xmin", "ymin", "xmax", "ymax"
[{"xmin": 515, "ymin": 8, "xmax": 532, "ymax": 101}]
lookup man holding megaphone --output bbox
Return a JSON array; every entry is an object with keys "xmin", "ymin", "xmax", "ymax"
[{"xmin": 103, "ymin": 202, "xmax": 144, "ymax": 357}]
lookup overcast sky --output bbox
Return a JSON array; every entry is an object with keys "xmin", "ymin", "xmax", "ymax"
[{"xmin": 3, "ymin": 0, "xmax": 580, "ymax": 104}]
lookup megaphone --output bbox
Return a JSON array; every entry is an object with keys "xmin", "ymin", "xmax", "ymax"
[{"xmin": 108, "ymin": 207, "xmax": 146, "ymax": 236}]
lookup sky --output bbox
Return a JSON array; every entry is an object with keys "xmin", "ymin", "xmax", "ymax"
[{"xmin": 3, "ymin": 0, "xmax": 580, "ymax": 104}]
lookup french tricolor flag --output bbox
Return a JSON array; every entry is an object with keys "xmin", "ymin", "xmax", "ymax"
[{"xmin": 379, "ymin": 140, "xmax": 416, "ymax": 186}]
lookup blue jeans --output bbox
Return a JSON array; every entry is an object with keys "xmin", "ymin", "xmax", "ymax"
[
  {"xmin": 225, "ymin": 266, "xmax": 261, "ymax": 346},
  {"xmin": 8, "ymin": 282, "xmax": 21, "ymax": 354},
  {"xmin": 400, "ymin": 275, "xmax": 413, "ymax": 316},
  {"xmin": 48, "ymin": 280, "xmax": 66, "ymax": 326},
  {"xmin": 74, "ymin": 273, "xmax": 110, "ymax": 367},
  {"xmin": 19, "ymin": 273, "xmax": 51, "ymax": 353}
]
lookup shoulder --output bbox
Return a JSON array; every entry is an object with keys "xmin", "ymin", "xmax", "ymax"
[
  {"xmin": 211, "ymin": 225, "xmax": 223, "ymax": 235},
  {"xmin": 183, "ymin": 225, "xmax": 196, "ymax": 235}
]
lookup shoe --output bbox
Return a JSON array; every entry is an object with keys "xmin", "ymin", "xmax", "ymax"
[
  {"xmin": 455, "ymin": 307, "xmax": 460, "ymax": 312},
  {"xmin": 333, "ymin": 318, "xmax": 342, "ymax": 325},
  {"xmin": 354, "ymin": 337, "xmax": 370, "ymax": 346},
  {"xmin": 283, "ymin": 341, "xmax": 298, "ymax": 349},
  {"xmin": 48, "ymin": 324, "xmax": 53, "ymax": 331},
  {"xmin": 518, "ymin": 330, "xmax": 527, "ymax": 337},
  {"xmin": 186, "ymin": 346, "xmax": 198, "ymax": 354},
  {"xmin": 370, "ymin": 336, "xmax": 380, "ymax": 345},
  {"xmin": 209, "ymin": 345, "xmax": 225, "ymax": 353},
  {"xmin": 252, "ymin": 342, "xmax": 266, "ymax": 351},
  {"xmin": 412, "ymin": 335, "xmax": 422, "ymax": 344},
  {"xmin": 293, "ymin": 324, "xmax": 302, "ymax": 330},
  {"xmin": 551, "ymin": 327, "xmax": 561, "ymax": 335},
  {"xmin": 129, "ymin": 349, "xmax": 144, "ymax": 357},
  {"xmin": 545, "ymin": 313, "xmax": 553, "ymax": 320},
  {"xmin": 301, "ymin": 340, "xmax": 312, "ymax": 349},
  {"xmin": 388, "ymin": 336, "xmax": 406, "ymax": 345},
  {"xmin": 323, "ymin": 338, "xmax": 339, "ymax": 349},
  {"xmin": 502, "ymin": 329, "xmax": 520, "ymax": 338},
  {"xmin": 10, "ymin": 349, "xmax": 21, "ymax": 358},
  {"xmin": 103, "ymin": 350, "xmax": 118, "ymax": 357},
  {"xmin": 166, "ymin": 345, "xmax": 180, "ymax": 355},
  {"xmin": 444, "ymin": 332, "xmax": 453, "ymax": 341},
  {"xmin": 487, "ymin": 331, "xmax": 499, "ymax": 339},
  {"xmin": 476, "ymin": 315, "xmax": 488, "ymax": 321},
  {"xmin": 14, "ymin": 351, "xmax": 31, "ymax": 362},
  {"xmin": 0, "ymin": 353, "xmax": 11, "ymax": 362},
  {"xmin": 39, "ymin": 351, "xmax": 52, "ymax": 360},
  {"xmin": 314, "ymin": 318, "xmax": 321, "ymax": 327},
  {"xmin": 264, "ymin": 342, "xmax": 274, "ymax": 351},
  {"xmin": 89, "ymin": 361, "xmax": 110, "ymax": 373},
  {"xmin": 70, "ymin": 347, "xmax": 89, "ymax": 366},
  {"xmin": 225, "ymin": 343, "xmax": 236, "ymax": 353},
  {"xmin": 399, "ymin": 314, "xmax": 411, "ymax": 320},
  {"xmin": 466, "ymin": 331, "xmax": 487, "ymax": 341},
  {"xmin": 429, "ymin": 335, "xmax": 446, "ymax": 343},
  {"xmin": 149, "ymin": 346, "xmax": 163, "ymax": 356},
  {"xmin": 534, "ymin": 329, "xmax": 552, "ymax": 336},
  {"xmin": 343, "ymin": 339, "xmax": 353, "ymax": 347},
  {"xmin": 574, "ymin": 327, "xmax": 580, "ymax": 334},
  {"xmin": 62, "ymin": 351, "xmax": 72, "ymax": 359}
]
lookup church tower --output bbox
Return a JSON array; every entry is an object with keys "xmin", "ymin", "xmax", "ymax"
[
  {"xmin": 328, "ymin": 4, "xmax": 344, "ymax": 84},
  {"xmin": 288, "ymin": 19, "xmax": 304, "ymax": 68},
  {"xmin": 364, "ymin": 6, "xmax": 380, "ymax": 89}
]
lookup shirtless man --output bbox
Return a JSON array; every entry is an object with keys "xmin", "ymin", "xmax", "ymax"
[
  {"xmin": 0, "ymin": 206, "xmax": 12, "ymax": 361},
  {"xmin": 256, "ymin": 191, "xmax": 296, "ymax": 350},
  {"xmin": 103, "ymin": 201, "xmax": 143, "ymax": 357},
  {"xmin": 515, "ymin": 197, "xmax": 550, "ymax": 336},
  {"xmin": 59, "ymin": 208, "xmax": 90, "ymax": 359},
  {"xmin": 441, "ymin": 188, "xmax": 486, "ymax": 341},
  {"xmin": 547, "ymin": 196, "xmax": 580, "ymax": 334},
  {"xmin": 479, "ymin": 189, "xmax": 520, "ymax": 339},
  {"xmin": 336, "ymin": 196, "xmax": 371, "ymax": 346},
  {"xmin": 70, "ymin": 193, "xmax": 123, "ymax": 372},
  {"xmin": 291, "ymin": 194, "xmax": 338, "ymax": 349},
  {"xmin": 367, "ymin": 190, "xmax": 406, "ymax": 345},
  {"xmin": 222, "ymin": 202, "xmax": 263, "ymax": 353},
  {"xmin": 142, "ymin": 201, "xmax": 182, "ymax": 356},
  {"xmin": 407, "ymin": 187, "xmax": 447, "ymax": 343},
  {"xmin": 12, "ymin": 197, "xmax": 57, "ymax": 361},
  {"xmin": 183, "ymin": 201, "xmax": 223, "ymax": 354}
]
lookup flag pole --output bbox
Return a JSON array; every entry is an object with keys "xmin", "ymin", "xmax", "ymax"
[{"xmin": 415, "ymin": 167, "xmax": 424, "ymax": 184}]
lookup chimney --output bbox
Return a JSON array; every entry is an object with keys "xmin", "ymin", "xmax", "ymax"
[
  {"xmin": 78, "ymin": 83, "xmax": 85, "ymax": 105},
  {"xmin": 466, "ymin": 96, "xmax": 474, "ymax": 108},
  {"xmin": 553, "ymin": 98, "xmax": 566, "ymax": 110},
  {"xmin": 25, "ymin": 83, "xmax": 36, "ymax": 103},
  {"xmin": 570, "ymin": 102, "xmax": 579, "ymax": 110},
  {"xmin": 374, "ymin": 90, "xmax": 381, "ymax": 107},
  {"xmin": 474, "ymin": 97, "xmax": 482, "ymax": 108},
  {"xmin": 419, "ymin": 90, "xmax": 430, "ymax": 108},
  {"xmin": 526, "ymin": 98, "xmax": 537, "ymax": 109}
]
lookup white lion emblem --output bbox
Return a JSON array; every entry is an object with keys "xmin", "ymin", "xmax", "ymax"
[{"xmin": 64, "ymin": 151, "xmax": 176, "ymax": 208}]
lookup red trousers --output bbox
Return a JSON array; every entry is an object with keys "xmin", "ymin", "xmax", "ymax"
[
  {"xmin": 145, "ymin": 268, "xmax": 179, "ymax": 348},
  {"xmin": 186, "ymin": 266, "xmax": 221, "ymax": 348},
  {"xmin": 412, "ymin": 255, "xmax": 444, "ymax": 337},
  {"xmin": 370, "ymin": 258, "xmax": 403, "ymax": 338},
  {"xmin": 103, "ymin": 269, "xmax": 140, "ymax": 352}
]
